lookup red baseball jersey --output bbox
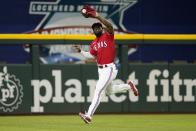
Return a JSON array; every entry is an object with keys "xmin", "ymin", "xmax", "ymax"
[{"xmin": 89, "ymin": 32, "xmax": 115, "ymax": 64}]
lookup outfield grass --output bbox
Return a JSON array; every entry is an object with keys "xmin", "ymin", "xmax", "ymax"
[{"xmin": 0, "ymin": 114, "xmax": 196, "ymax": 131}]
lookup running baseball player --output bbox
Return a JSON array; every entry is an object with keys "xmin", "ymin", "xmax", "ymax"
[{"xmin": 73, "ymin": 5, "xmax": 139, "ymax": 124}]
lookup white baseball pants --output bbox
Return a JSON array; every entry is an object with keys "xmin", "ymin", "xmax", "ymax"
[{"xmin": 86, "ymin": 63, "xmax": 130, "ymax": 118}]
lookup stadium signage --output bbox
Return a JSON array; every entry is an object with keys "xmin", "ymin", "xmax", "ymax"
[
  {"xmin": 0, "ymin": 67, "xmax": 23, "ymax": 112},
  {"xmin": 28, "ymin": 0, "xmax": 138, "ymax": 64},
  {"xmin": 30, "ymin": 69, "xmax": 196, "ymax": 113},
  {"xmin": 29, "ymin": 0, "xmax": 138, "ymax": 31},
  {"xmin": 30, "ymin": 70, "xmax": 138, "ymax": 112},
  {"xmin": 147, "ymin": 69, "xmax": 196, "ymax": 102}
]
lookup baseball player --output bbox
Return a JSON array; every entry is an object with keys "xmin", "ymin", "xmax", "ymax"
[{"xmin": 73, "ymin": 5, "xmax": 139, "ymax": 124}]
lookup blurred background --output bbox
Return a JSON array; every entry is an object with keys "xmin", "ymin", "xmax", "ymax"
[{"xmin": 0, "ymin": 0, "xmax": 195, "ymax": 64}]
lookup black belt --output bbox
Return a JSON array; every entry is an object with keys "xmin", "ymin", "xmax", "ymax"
[{"xmin": 98, "ymin": 65, "xmax": 108, "ymax": 68}]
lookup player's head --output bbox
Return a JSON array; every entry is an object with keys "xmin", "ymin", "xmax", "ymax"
[{"xmin": 92, "ymin": 22, "xmax": 103, "ymax": 37}]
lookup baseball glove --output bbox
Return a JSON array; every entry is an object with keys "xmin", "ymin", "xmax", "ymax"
[{"xmin": 81, "ymin": 5, "xmax": 97, "ymax": 18}]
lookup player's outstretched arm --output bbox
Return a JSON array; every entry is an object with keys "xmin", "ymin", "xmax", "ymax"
[
  {"xmin": 81, "ymin": 5, "xmax": 114, "ymax": 34},
  {"xmin": 72, "ymin": 45, "xmax": 95, "ymax": 59},
  {"xmin": 95, "ymin": 14, "xmax": 114, "ymax": 34}
]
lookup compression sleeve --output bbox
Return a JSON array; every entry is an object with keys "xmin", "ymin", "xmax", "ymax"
[{"xmin": 81, "ymin": 50, "xmax": 95, "ymax": 59}]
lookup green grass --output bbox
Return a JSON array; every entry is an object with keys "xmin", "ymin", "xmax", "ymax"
[{"xmin": 0, "ymin": 114, "xmax": 196, "ymax": 131}]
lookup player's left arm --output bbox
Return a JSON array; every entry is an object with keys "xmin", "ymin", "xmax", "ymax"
[
  {"xmin": 95, "ymin": 14, "xmax": 114, "ymax": 34},
  {"xmin": 81, "ymin": 5, "xmax": 114, "ymax": 34}
]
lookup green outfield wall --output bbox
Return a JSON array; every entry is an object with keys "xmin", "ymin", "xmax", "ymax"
[{"xmin": 0, "ymin": 63, "xmax": 195, "ymax": 114}]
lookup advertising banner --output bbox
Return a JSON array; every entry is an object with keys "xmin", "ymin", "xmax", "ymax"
[{"xmin": 0, "ymin": 64, "xmax": 195, "ymax": 114}]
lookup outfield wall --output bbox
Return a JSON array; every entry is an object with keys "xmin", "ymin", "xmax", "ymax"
[{"xmin": 0, "ymin": 63, "xmax": 195, "ymax": 114}]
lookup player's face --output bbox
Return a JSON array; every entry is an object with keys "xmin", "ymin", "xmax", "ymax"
[{"xmin": 93, "ymin": 26, "xmax": 103, "ymax": 37}]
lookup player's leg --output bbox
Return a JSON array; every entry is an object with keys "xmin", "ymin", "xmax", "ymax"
[
  {"xmin": 106, "ymin": 81, "xmax": 129, "ymax": 95},
  {"xmin": 105, "ymin": 67, "xmax": 127, "ymax": 95},
  {"xmin": 106, "ymin": 80, "xmax": 139, "ymax": 96},
  {"xmin": 105, "ymin": 67, "xmax": 139, "ymax": 96},
  {"xmin": 85, "ymin": 67, "xmax": 114, "ymax": 118}
]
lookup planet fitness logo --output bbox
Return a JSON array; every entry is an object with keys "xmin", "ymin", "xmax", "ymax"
[{"xmin": 0, "ymin": 67, "xmax": 23, "ymax": 112}]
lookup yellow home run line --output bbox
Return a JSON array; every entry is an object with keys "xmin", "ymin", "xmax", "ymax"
[
  {"xmin": 143, "ymin": 34, "xmax": 196, "ymax": 40},
  {"xmin": 0, "ymin": 34, "xmax": 92, "ymax": 40},
  {"xmin": 0, "ymin": 34, "xmax": 195, "ymax": 40},
  {"xmin": 116, "ymin": 34, "xmax": 196, "ymax": 40}
]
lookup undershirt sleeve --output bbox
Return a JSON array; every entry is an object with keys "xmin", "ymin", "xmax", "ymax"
[{"xmin": 81, "ymin": 50, "xmax": 95, "ymax": 59}]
